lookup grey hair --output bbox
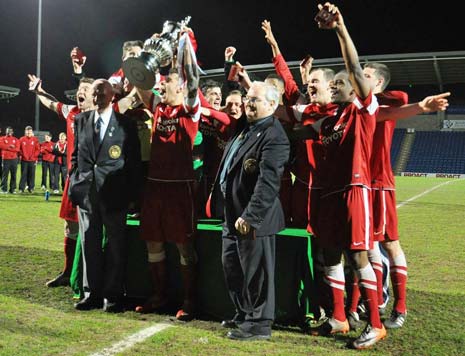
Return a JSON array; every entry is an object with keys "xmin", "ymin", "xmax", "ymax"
[{"xmin": 252, "ymin": 81, "xmax": 280, "ymax": 111}]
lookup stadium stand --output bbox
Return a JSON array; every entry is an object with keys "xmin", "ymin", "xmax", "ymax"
[
  {"xmin": 390, "ymin": 129, "xmax": 406, "ymax": 168},
  {"xmin": 404, "ymin": 131, "xmax": 465, "ymax": 173}
]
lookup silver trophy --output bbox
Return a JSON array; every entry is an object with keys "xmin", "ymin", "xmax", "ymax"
[{"xmin": 122, "ymin": 16, "xmax": 191, "ymax": 90}]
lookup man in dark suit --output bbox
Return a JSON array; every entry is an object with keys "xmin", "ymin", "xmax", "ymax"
[
  {"xmin": 69, "ymin": 79, "xmax": 141, "ymax": 312},
  {"xmin": 211, "ymin": 81, "xmax": 290, "ymax": 341}
]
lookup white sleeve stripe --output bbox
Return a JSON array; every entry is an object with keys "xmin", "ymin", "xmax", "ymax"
[
  {"xmin": 61, "ymin": 104, "xmax": 74, "ymax": 118},
  {"xmin": 354, "ymin": 94, "xmax": 379, "ymax": 115}
]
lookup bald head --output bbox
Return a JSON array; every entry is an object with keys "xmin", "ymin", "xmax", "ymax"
[{"xmin": 92, "ymin": 79, "xmax": 114, "ymax": 112}]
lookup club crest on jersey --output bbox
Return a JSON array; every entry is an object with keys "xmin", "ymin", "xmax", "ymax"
[
  {"xmin": 243, "ymin": 158, "xmax": 258, "ymax": 174},
  {"xmin": 108, "ymin": 145, "xmax": 122, "ymax": 159}
]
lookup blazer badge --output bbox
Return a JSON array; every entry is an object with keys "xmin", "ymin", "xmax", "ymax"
[
  {"xmin": 109, "ymin": 145, "xmax": 122, "ymax": 159},
  {"xmin": 243, "ymin": 158, "xmax": 258, "ymax": 174}
]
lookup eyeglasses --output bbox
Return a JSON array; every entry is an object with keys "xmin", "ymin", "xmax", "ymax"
[{"xmin": 242, "ymin": 96, "xmax": 265, "ymax": 104}]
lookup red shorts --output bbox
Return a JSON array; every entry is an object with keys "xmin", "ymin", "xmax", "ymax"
[
  {"xmin": 316, "ymin": 186, "xmax": 373, "ymax": 251},
  {"xmin": 372, "ymin": 188, "xmax": 399, "ymax": 241},
  {"xmin": 307, "ymin": 187, "xmax": 321, "ymax": 237},
  {"xmin": 59, "ymin": 177, "xmax": 78, "ymax": 222},
  {"xmin": 140, "ymin": 180, "xmax": 196, "ymax": 243}
]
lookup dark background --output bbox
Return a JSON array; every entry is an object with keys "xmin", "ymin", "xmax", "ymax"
[{"xmin": 0, "ymin": 0, "xmax": 461, "ymax": 138}]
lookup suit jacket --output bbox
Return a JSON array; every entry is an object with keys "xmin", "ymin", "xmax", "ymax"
[
  {"xmin": 211, "ymin": 115, "xmax": 290, "ymax": 237},
  {"xmin": 69, "ymin": 109, "xmax": 141, "ymax": 210}
]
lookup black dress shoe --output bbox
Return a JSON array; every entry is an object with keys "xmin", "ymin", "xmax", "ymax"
[
  {"xmin": 226, "ymin": 329, "xmax": 271, "ymax": 341},
  {"xmin": 221, "ymin": 319, "xmax": 239, "ymax": 328},
  {"xmin": 103, "ymin": 298, "xmax": 124, "ymax": 313},
  {"xmin": 221, "ymin": 313, "xmax": 244, "ymax": 328},
  {"xmin": 45, "ymin": 272, "xmax": 70, "ymax": 288},
  {"xmin": 74, "ymin": 297, "xmax": 103, "ymax": 311}
]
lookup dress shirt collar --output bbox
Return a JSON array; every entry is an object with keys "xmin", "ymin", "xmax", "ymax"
[{"xmin": 95, "ymin": 106, "xmax": 113, "ymax": 126}]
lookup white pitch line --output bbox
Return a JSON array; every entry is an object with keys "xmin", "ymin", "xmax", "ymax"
[
  {"xmin": 396, "ymin": 179, "xmax": 456, "ymax": 209},
  {"xmin": 90, "ymin": 323, "xmax": 172, "ymax": 356}
]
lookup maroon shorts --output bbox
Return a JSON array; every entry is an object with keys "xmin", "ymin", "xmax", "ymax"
[
  {"xmin": 140, "ymin": 180, "xmax": 196, "ymax": 243},
  {"xmin": 372, "ymin": 188, "xmax": 399, "ymax": 241},
  {"xmin": 316, "ymin": 186, "xmax": 373, "ymax": 251},
  {"xmin": 59, "ymin": 177, "xmax": 78, "ymax": 222}
]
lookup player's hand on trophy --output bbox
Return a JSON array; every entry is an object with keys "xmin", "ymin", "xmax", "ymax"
[{"xmin": 180, "ymin": 25, "xmax": 193, "ymax": 37}]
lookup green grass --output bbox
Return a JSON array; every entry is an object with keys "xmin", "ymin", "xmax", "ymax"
[{"xmin": 0, "ymin": 172, "xmax": 464, "ymax": 355}]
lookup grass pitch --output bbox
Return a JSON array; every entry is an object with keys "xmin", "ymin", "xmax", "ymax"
[{"xmin": 0, "ymin": 175, "xmax": 464, "ymax": 355}]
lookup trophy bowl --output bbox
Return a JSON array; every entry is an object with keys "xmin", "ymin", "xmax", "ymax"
[
  {"xmin": 122, "ymin": 16, "xmax": 191, "ymax": 90},
  {"xmin": 122, "ymin": 52, "xmax": 157, "ymax": 90}
]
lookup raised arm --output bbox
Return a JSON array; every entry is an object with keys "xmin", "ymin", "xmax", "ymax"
[
  {"xmin": 299, "ymin": 55, "xmax": 313, "ymax": 86},
  {"xmin": 224, "ymin": 46, "xmax": 242, "ymax": 93},
  {"xmin": 181, "ymin": 34, "xmax": 200, "ymax": 100},
  {"xmin": 236, "ymin": 62, "xmax": 253, "ymax": 91},
  {"xmin": 316, "ymin": 2, "xmax": 370, "ymax": 99},
  {"xmin": 70, "ymin": 47, "xmax": 87, "ymax": 83},
  {"xmin": 262, "ymin": 20, "xmax": 300, "ymax": 103},
  {"xmin": 28, "ymin": 74, "xmax": 60, "ymax": 113},
  {"xmin": 261, "ymin": 20, "xmax": 281, "ymax": 58}
]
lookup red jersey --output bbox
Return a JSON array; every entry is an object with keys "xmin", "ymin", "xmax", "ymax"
[
  {"xmin": 371, "ymin": 91, "xmax": 408, "ymax": 189},
  {"xmin": 40, "ymin": 141, "xmax": 55, "ymax": 163},
  {"xmin": 288, "ymin": 103, "xmax": 339, "ymax": 187},
  {"xmin": 0, "ymin": 135, "xmax": 20, "ymax": 160},
  {"xmin": 148, "ymin": 96, "xmax": 200, "ymax": 181},
  {"xmin": 198, "ymin": 91, "xmax": 232, "ymax": 179},
  {"xmin": 319, "ymin": 94, "xmax": 379, "ymax": 190},
  {"xmin": 272, "ymin": 53, "xmax": 303, "ymax": 105},
  {"xmin": 57, "ymin": 102, "xmax": 81, "ymax": 170},
  {"xmin": 19, "ymin": 136, "xmax": 40, "ymax": 161}
]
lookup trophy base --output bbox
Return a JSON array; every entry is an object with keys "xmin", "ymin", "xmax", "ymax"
[{"xmin": 122, "ymin": 56, "xmax": 156, "ymax": 90}]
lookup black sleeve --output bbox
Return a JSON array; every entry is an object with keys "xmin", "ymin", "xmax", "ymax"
[
  {"xmin": 70, "ymin": 114, "xmax": 82, "ymax": 173},
  {"xmin": 72, "ymin": 71, "xmax": 86, "ymax": 85}
]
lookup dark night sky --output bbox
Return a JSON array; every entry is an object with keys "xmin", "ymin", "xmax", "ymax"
[{"xmin": 0, "ymin": 0, "xmax": 462, "ymax": 137}]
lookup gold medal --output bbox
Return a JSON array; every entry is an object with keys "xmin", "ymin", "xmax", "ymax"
[{"xmin": 109, "ymin": 145, "xmax": 122, "ymax": 159}]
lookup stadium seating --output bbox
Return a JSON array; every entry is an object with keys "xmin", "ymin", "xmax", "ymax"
[
  {"xmin": 390, "ymin": 129, "xmax": 406, "ymax": 168},
  {"xmin": 404, "ymin": 131, "xmax": 465, "ymax": 173}
]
